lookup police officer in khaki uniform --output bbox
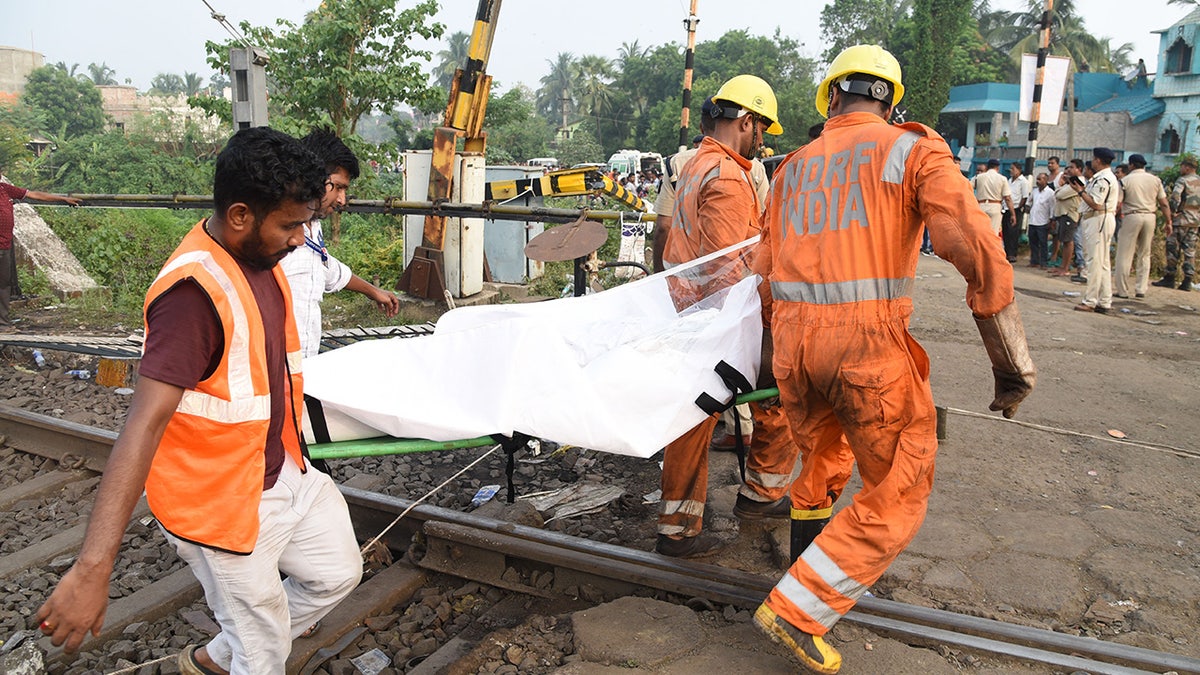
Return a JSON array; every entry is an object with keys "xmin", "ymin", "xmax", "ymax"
[
  {"xmin": 1153, "ymin": 154, "xmax": 1200, "ymax": 291},
  {"xmin": 1115, "ymin": 155, "xmax": 1171, "ymax": 298}
]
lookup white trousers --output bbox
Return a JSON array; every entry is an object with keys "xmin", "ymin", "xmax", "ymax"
[
  {"xmin": 720, "ymin": 403, "xmax": 753, "ymax": 435},
  {"xmin": 162, "ymin": 458, "xmax": 362, "ymax": 674},
  {"xmin": 1114, "ymin": 213, "xmax": 1156, "ymax": 296},
  {"xmin": 1081, "ymin": 214, "xmax": 1115, "ymax": 309},
  {"xmin": 980, "ymin": 203, "xmax": 1003, "ymax": 235}
]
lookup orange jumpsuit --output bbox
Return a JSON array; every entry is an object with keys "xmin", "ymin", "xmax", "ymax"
[
  {"xmin": 754, "ymin": 112, "xmax": 1013, "ymax": 635},
  {"xmin": 658, "ymin": 137, "xmax": 801, "ymax": 537}
]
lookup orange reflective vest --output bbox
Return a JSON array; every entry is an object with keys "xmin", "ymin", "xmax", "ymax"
[
  {"xmin": 662, "ymin": 136, "xmax": 761, "ymax": 267},
  {"xmin": 143, "ymin": 221, "xmax": 305, "ymax": 554},
  {"xmin": 757, "ymin": 112, "xmax": 1013, "ymax": 323}
]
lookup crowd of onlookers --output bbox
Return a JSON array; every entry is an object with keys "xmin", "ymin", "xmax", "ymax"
[{"xmin": 966, "ymin": 149, "xmax": 1191, "ymax": 313}]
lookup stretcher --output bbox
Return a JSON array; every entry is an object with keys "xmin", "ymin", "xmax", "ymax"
[{"xmin": 301, "ymin": 239, "xmax": 765, "ymax": 460}]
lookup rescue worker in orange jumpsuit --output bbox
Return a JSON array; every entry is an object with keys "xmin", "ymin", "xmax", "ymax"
[
  {"xmin": 750, "ymin": 46, "xmax": 1036, "ymax": 673},
  {"xmin": 656, "ymin": 75, "xmax": 803, "ymax": 558}
]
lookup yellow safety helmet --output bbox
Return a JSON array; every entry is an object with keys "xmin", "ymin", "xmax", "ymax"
[
  {"xmin": 816, "ymin": 45, "xmax": 905, "ymax": 119},
  {"xmin": 712, "ymin": 74, "xmax": 783, "ymax": 135}
]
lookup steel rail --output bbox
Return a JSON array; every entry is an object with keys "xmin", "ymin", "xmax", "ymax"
[{"xmin": 3, "ymin": 408, "xmax": 1198, "ymax": 674}]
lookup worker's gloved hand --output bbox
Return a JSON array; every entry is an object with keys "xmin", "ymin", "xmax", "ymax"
[{"xmin": 974, "ymin": 302, "xmax": 1036, "ymax": 418}]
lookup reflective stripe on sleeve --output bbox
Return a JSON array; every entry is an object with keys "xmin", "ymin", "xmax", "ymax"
[
  {"xmin": 770, "ymin": 277, "xmax": 913, "ymax": 304},
  {"xmin": 882, "ymin": 131, "xmax": 921, "ymax": 185},
  {"xmin": 287, "ymin": 350, "xmax": 303, "ymax": 374},
  {"xmin": 177, "ymin": 390, "xmax": 272, "ymax": 423}
]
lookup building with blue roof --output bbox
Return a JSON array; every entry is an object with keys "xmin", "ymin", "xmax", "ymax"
[
  {"xmin": 1152, "ymin": 8, "xmax": 1200, "ymax": 168},
  {"xmin": 942, "ymin": 71, "xmax": 1161, "ymax": 173}
]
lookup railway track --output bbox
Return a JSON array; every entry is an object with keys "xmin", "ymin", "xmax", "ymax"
[{"xmin": 2, "ymin": 404, "xmax": 1198, "ymax": 675}]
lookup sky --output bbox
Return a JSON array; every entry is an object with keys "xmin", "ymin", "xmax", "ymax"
[{"xmin": 0, "ymin": 0, "xmax": 1184, "ymax": 94}]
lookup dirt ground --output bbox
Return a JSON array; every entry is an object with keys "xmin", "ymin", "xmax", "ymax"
[
  {"xmin": 5, "ymin": 250, "xmax": 1199, "ymax": 672},
  {"xmin": 692, "ymin": 253, "xmax": 1200, "ymax": 667}
]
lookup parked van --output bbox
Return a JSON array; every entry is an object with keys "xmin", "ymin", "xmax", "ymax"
[
  {"xmin": 527, "ymin": 157, "xmax": 560, "ymax": 170},
  {"xmin": 607, "ymin": 150, "xmax": 664, "ymax": 176}
]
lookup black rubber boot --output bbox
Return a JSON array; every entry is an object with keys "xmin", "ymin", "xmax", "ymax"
[
  {"xmin": 1179, "ymin": 278, "xmax": 1193, "ymax": 292},
  {"xmin": 790, "ymin": 516, "xmax": 830, "ymax": 564},
  {"xmin": 1152, "ymin": 273, "xmax": 1177, "ymax": 288}
]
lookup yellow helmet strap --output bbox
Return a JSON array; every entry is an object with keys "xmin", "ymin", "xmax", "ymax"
[{"xmin": 834, "ymin": 74, "xmax": 894, "ymax": 105}]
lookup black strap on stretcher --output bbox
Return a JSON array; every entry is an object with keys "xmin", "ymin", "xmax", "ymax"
[
  {"xmin": 694, "ymin": 360, "xmax": 754, "ymax": 481},
  {"xmin": 490, "ymin": 432, "xmax": 532, "ymax": 504},
  {"xmin": 302, "ymin": 395, "xmax": 332, "ymax": 473}
]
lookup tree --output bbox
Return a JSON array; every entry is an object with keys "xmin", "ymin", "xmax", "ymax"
[
  {"xmin": 150, "ymin": 73, "xmax": 185, "ymax": 95},
  {"xmin": 434, "ymin": 31, "xmax": 470, "ymax": 89},
  {"xmin": 977, "ymin": 0, "xmax": 1130, "ymax": 73},
  {"xmin": 555, "ymin": 124, "xmax": 605, "ymax": 168},
  {"xmin": 86, "ymin": 62, "xmax": 117, "ymax": 86},
  {"xmin": 183, "ymin": 72, "xmax": 206, "ymax": 97},
  {"xmin": 21, "ymin": 66, "xmax": 107, "ymax": 138},
  {"xmin": 573, "ymin": 55, "xmax": 615, "ymax": 149},
  {"xmin": 484, "ymin": 86, "xmax": 554, "ymax": 163},
  {"xmin": 905, "ymin": 0, "xmax": 972, "ymax": 125},
  {"xmin": 53, "ymin": 62, "xmax": 81, "ymax": 79},
  {"xmin": 198, "ymin": 0, "xmax": 445, "ymax": 137},
  {"xmin": 537, "ymin": 53, "xmax": 577, "ymax": 125},
  {"xmin": 819, "ymin": 0, "xmax": 913, "ymax": 63}
]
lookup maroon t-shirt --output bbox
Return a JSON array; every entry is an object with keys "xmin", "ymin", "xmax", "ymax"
[
  {"xmin": 1, "ymin": 183, "xmax": 29, "ymax": 249},
  {"xmin": 140, "ymin": 257, "xmax": 289, "ymax": 489}
]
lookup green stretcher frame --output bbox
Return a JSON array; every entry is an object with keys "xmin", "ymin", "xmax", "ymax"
[{"xmin": 306, "ymin": 387, "xmax": 781, "ymax": 460}]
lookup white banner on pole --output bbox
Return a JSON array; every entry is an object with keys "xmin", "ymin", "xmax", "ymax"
[{"xmin": 1019, "ymin": 54, "xmax": 1071, "ymax": 125}]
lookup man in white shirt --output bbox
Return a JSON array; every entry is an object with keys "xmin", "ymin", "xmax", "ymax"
[
  {"xmin": 281, "ymin": 129, "xmax": 400, "ymax": 360},
  {"xmin": 1003, "ymin": 163, "xmax": 1032, "ymax": 262},
  {"xmin": 1027, "ymin": 172, "xmax": 1056, "ymax": 268}
]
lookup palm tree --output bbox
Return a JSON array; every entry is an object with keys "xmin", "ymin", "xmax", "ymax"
[
  {"xmin": 86, "ymin": 62, "xmax": 117, "ymax": 86},
  {"xmin": 183, "ymin": 72, "xmax": 206, "ymax": 97},
  {"xmin": 54, "ymin": 61, "xmax": 81, "ymax": 79},
  {"xmin": 573, "ymin": 55, "xmax": 615, "ymax": 149},
  {"xmin": 537, "ymin": 52, "xmax": 577, "ymax": 126},
  {"xmin": 978, "ymin": 0, "xmax": 1128, "ymax": 73},
  {"xmin": 434, "ymin": 31, "xmax": 471, "ymax": 89}
]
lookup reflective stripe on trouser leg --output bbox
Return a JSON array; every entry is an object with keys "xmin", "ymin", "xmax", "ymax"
[
  {"xmin": 767, "ymin": 318, "xmax": 937, "ymax": 636},
  {"xmin": 659, "ymin": 414, "xmax": 719, "ymax": 537},
  {"xmin": 740, "ymin": 400, "xmax": 800, "ymax": 501}
]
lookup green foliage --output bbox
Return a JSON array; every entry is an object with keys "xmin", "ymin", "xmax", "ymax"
[
  {"xmin": 149, "ymin": 73, "xmax": 185, "ymax": 95},
  {"xmin": 0, "ymin": 120, "xmax": 33, "ymax": 171},
  {"xmin": 39, "ymin": 208, "xmax": 199, "ymax": 320},
  {"xmin": 21, "ymin": 66, "xmax": 107, "ymax": 138},
  {"xmin": 41, "ymin": 130, "xmax": 215, "ymax": 194},
  {"xmin": 198, "ymin": 0, "xmax": 445, "ymax": 137},
  {"xmin": 904, "ymin": 0, "xmax": 972, "ymax": 125},
  {"xmin": 324, "ymin": 213, "xmax": 407, "ymax": 288},
  {"xmin": 819, "ymin": 0, "xmax": 913, "ymax": 62},
  {"xmin": 556, "ymin": 126, "xmax": 605, "ymax": 167},
  {"xmin": 485, "ymin": 87, "xmax": 554, "ymax": 163}
]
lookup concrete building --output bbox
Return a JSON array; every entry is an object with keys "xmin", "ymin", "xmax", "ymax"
[
  {"xmin": 1152, "ymin": 7, "xmax": 1200, "ymax": 167},
  {"xmin": 96, "ymin": 85, "xmax": 225, "ymax": 142},
  {"xmin": 0, "ymin": 46, "xmax": 43, "ymax": 95},
  {"xmin": 942, "ymin": 73, "xmax": 1162, "ymax": 172}
]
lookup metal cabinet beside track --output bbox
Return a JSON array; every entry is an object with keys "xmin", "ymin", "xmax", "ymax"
[
  {"xmin": 481, "ymin": 165, "xmax": 546, "ymax": 284},
  {"xmin": 402, "ymin": 150, "xmax": 487, "ymax": 298}
]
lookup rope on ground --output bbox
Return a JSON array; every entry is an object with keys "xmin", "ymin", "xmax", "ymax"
[
  {"xmin": 105, "ymin": 652, "xmax": 175, "ymax": 674},
  {"xmin": 944, "ymin": 407, "xmax": 1199, "ymax": 459},
  {"xmin": 358, "ymin": 443, "xmax": 501, "ymax": 557}
]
